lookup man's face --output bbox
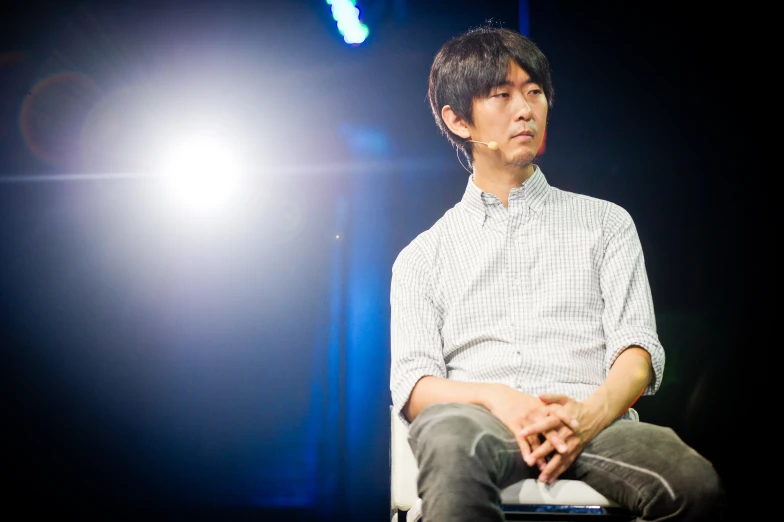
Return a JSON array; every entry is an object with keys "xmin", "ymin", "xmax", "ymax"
[{"xmin": 468, "ymin": 60, "xmax": 548, "ymax": 170}]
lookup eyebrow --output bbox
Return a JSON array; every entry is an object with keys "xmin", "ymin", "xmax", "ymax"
[{"xmin": 495, "ymin": 77, "xmax": 537, "ymax": 89}]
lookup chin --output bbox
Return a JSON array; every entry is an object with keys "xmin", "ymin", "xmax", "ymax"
[{"xmin": 506, "ymin": 151, "xmax": 536, "ymax": 170}]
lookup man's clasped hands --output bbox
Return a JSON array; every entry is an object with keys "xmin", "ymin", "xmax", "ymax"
[{"xmin": 483, "ymin": 384, "xmax": 610, "ymax": 484}]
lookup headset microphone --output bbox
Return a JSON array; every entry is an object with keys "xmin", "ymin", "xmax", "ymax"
[
  {"xmin": 457, "ymin": 139, "xmax": 500, "ymax": 174},
  {"xmin": 469, "ymin": 140, "xmax": 499, "ymax": 151}
]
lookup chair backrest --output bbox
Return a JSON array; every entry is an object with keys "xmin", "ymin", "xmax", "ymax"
[{"xmin": 390, "ymin": 407, "xmax": 419, "ymax": 511}]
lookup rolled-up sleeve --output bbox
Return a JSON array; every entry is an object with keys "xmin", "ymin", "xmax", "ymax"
[
  {"xmin": 600, "ymin": 205, "xmax": 665, "ymax": 395},
  {"xmin": 390, "ymin": 242, "xmax": 447, "ymax": 426}
]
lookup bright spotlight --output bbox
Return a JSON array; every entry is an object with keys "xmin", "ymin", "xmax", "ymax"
[{"xmin": 157, "ymin": 134, "xmax": 244, "ymax": 214}]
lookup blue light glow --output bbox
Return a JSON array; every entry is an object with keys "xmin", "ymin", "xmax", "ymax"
[{"xmin": 326, "ymin": 0, "xmax": 369, "ymax": 45}]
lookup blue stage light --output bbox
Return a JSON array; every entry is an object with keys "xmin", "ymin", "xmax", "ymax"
[{"xmin": 326, "ymin": 0, "xmax": 369, "ymax": 45}]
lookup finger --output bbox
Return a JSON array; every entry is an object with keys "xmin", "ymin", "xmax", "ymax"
[
  {"xmin": 540, "ymin": 433, "xmax": 582, "ymax": 484},
  {"xmin": 524, "ymin": 435, "xmax": 545, "ymax": 469},
  {"xmin": 540, "ymin": 451, "xmax": 577, "ymax": 484},
  {"xmin": 517, "ymin": 431, "xmax": 533, "ymax": 463},
  {"xmin": 540, "ymin": 403, "xmax": 579, "ymax": 430},
  {"xmin": 537, "ymin": 453, "xmax": 562, "ymax": 484},
  {"xmin": 543, "ymin": 428, "xmax": 569, "ymax": 454},
  {"xmin": 538, "ymin": 393, "xmax": 569, "ymax": 405},
  {"xmin": 547, "ymin": 407, "xmax": 580, "ymax": 430},
  {"xmin": 558, "ymin": 424, "xmax": 578, "ymax": 445},
  {"xmin": 530, "ymin": 426, "xmax": 570, "ymax": 463},
  {"xmin": 541, "ymin": 414, "xmax": 576, "ymax": 451},
  {"xmin": 528, "ymin": 436, "xmax": 547, "ymax": 470},
  {"xmin": 528, "ymin": 434, "xmax": 541, "ymax": 452},
  {"xmin": 527, "ymin": 437, "xmax": 555, "ymax": 465},
  {"xmin": 519, "ymin": 415, "xmax": 569, "ymax": 438}
]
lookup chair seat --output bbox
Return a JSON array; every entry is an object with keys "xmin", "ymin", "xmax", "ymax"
[
  {"xmin": 501, "ymin": 478, "xmax": 618, "ymax": 506},
  {"xmin": 401, "ymin": 480, "xmax": 618, "ymax": 522}
]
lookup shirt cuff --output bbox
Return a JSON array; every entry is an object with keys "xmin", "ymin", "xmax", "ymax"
[
  {"xmin": 605, "ymin": 329, "xmax": 665, "ymax": 395},
  {"xmin": 390, "ymin": 360, "xmax": 446, "ymax": 428}
]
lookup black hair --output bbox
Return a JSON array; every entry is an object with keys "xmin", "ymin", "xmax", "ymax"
[{"xmin": 427, "ymin": 23, "xmax": 554, "ymax": 163}]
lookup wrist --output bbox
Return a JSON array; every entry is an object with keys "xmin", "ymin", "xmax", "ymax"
[
  {"xmin": 473, "ymin": 382, "xmax": 504, "ymax": 410},
  {"xmin": 583, "ymin": 390, "xmax": 614, "ymax": 429}
]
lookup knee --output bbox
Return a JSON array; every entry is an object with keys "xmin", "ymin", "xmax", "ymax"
[
  {"xmin": 674, "ymin": 451, "xmax": 726, "ymax": 520},
  {"xmin": 643, "ymin": 439, "xmax": 725, "ymax": 520},
  {"xmin": 409, "ymin": 404, "xmax": 487, "ymax": 464},
  {"xmin": 613, "ymin": 424, "xmax": 726, "ymax": 519}
]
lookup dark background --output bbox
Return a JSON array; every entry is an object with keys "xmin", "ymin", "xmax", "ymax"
[{"xmin": 2, "ymin": 1, "xmax": 755, "ymax": 521}]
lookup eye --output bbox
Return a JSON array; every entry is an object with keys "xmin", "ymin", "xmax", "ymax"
[
  {"xmin": 493, "ymin": 92, "xmax": 509, "ymax": 98},
  {"xmin": 528, "ymin": 88, "xmax": 543, "ymax": 96}
]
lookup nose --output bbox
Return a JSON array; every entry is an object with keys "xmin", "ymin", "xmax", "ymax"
[{"xmin": 513, "ymin": 93, "xmax": 533, "ymax": 121}]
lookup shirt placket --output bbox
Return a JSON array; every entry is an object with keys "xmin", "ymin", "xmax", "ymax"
[{"xmin": 508, "ymin": 196, "xmax": 529, "ymax": 389}]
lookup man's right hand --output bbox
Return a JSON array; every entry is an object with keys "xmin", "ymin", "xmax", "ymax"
[{"xmin": 480, "ymin": 383, "xmax": 578, "ymax": 469}]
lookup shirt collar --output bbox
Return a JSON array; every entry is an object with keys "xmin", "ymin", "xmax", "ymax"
[{"xmin": 461, "ymin": 166, "xmax": 550, "ymax": 225}]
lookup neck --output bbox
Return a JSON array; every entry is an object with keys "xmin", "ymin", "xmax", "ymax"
[{"xmin": 472, "ymin": 160, "xmax": 535, "ymax": 207}]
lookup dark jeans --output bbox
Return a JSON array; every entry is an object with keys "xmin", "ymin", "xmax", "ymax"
[{"xmin": 408, "ymin": 403, "xmax": 725, "ymax": 521}]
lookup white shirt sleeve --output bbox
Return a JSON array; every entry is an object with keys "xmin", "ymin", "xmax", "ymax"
[
  {"xmin": 389, "ymin": 242, "xmax": 447, "ymax": 426},
  {"xmin": 600, "ymin": 204, "xmax": 665, "ymax": 394}
]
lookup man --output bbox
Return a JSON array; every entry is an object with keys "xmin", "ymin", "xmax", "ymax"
[{"xmin": 389, "ymin": 24, "xmax": 725, "ymax": 521}]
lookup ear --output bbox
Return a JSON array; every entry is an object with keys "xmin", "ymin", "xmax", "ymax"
[{"xmin": 441, "ymin": 105, "xmax": 471, "ymax": 139}]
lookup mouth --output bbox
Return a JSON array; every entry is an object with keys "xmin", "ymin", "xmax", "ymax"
[
  {"xmin": 512, "ymin": 132, "xmax": 534, "ymax": 142},
  {"xmin": 513, "ymin": 130, "xmax": 534, "ymax": 139}
]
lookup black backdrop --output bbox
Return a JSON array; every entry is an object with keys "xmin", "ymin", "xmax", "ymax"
[{"xmin": 2, "ymin": 1, "xmax": 757, "ymax": 520}]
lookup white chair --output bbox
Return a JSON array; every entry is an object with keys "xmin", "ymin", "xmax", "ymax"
[{"xmin": 390, "ymin": 407, "xmax": 635, "ymax": 521}]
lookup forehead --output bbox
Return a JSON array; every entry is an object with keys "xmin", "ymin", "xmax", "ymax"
[{"xmin": 505, "ymin": 60, "xmax": 533, "ymax": 83}]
